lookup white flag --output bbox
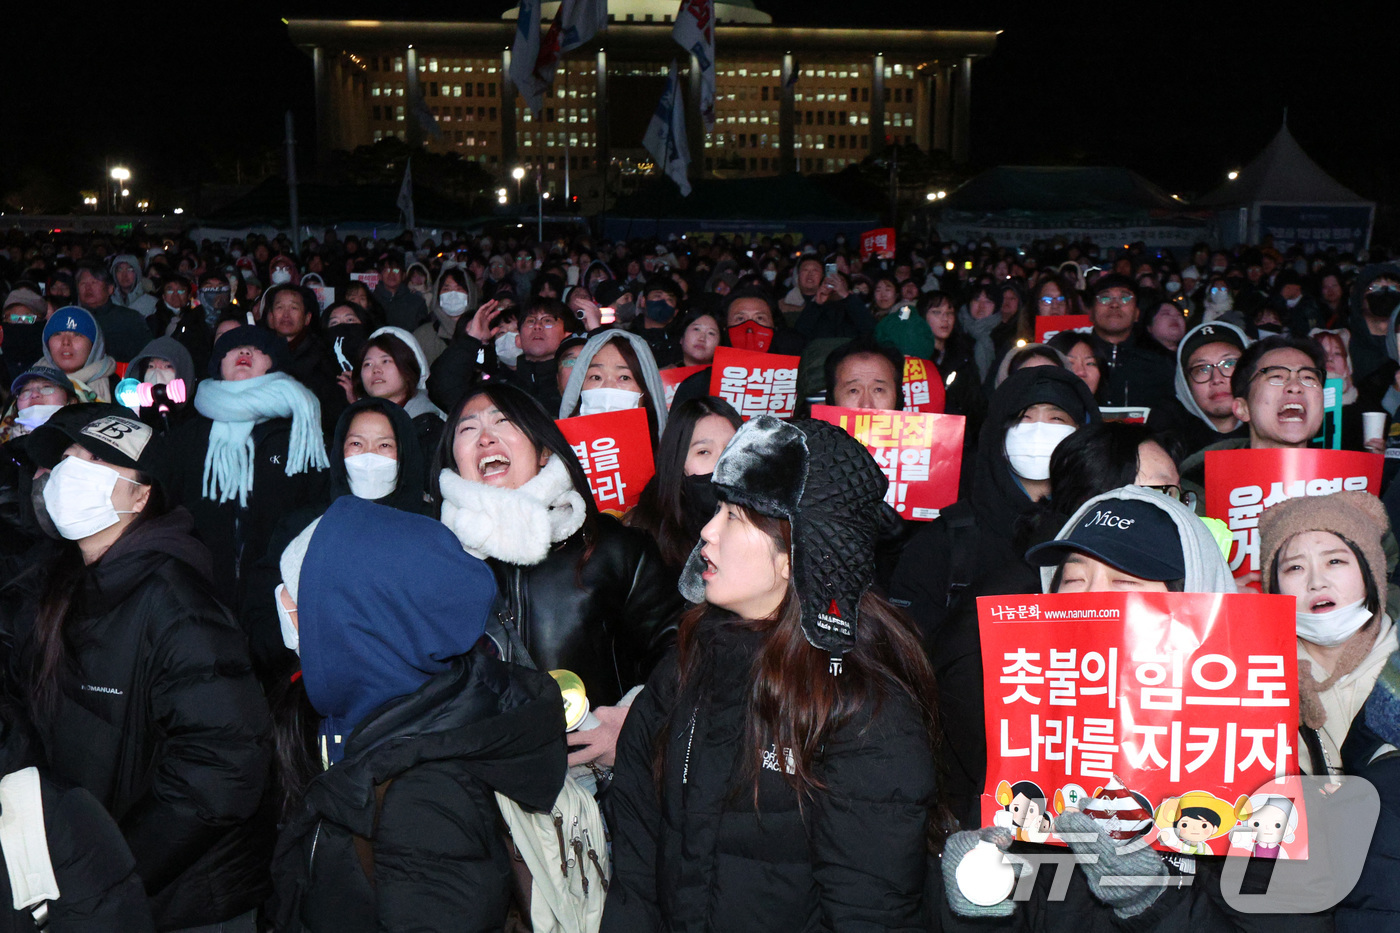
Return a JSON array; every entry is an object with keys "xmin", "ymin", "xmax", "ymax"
[
  {"xmin": 511, "ymin": 0, "xmax": 606, "ymax": 117},
  {"xmin": 509, "ymin": 0, "xmax": 546, "ymax": 114},
  {"xmin": 643, "ymin": 61, "xmax": 692, "ymax": 197},
  {"xmin": 672, "ymin": 0, "xmax": 715, "ymax": 130},
  {"xmin": 396, "ymin": 158, "xmax": 415, "ymax": 230}
]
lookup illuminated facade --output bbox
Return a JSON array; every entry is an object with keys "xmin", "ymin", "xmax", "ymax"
[{"xmin": 288, "ymin": 3, "xmax": 996, "ymax": 209}]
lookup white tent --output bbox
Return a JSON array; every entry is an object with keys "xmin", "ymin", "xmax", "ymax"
[{"xmin": 1195, "ymin": 122, "xmax": 1374, "ymax": 252}]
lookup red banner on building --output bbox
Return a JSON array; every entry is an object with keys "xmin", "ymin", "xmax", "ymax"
[
  {"xmin": 979, "ymin": 592, "xmax": 1305, "ymax": 857},
  {"xmin": 1203, "ymin": 448, "xmax": 1383, "ymax": 581},
  {"xmin": 659, "ymin": 364, "xmax": 707, "ymax": 408},
  {"xmin": 710, "ymin": 347, "xmax": 801, "ymax": 420},
  {"xmin": 1035, "ymin": 314, "xmax": 1091, "ymax": 343},
  {"xmin": 860, "ymin": 227, "xmax": 896, "ymax": 261},
  {"xmin": 555, "ymin": 408, "xmax": 655, "ymax": 516},
  {"xmin": 810, "ymin": 405, "xmax": 964, "ymax": 519},
  {"xmin": 901, "ymin": 357, "xmax": 946, "ymax": 413}
]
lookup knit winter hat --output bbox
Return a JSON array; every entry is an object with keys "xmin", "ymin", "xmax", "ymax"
[
  {"xmin": 1259, "ymin": 491, "xmax": 1389, "ymax": 610},
  {"xmin": 42, "ymin": 306, "xmax": 98, "ymax": 346},
  {"xmin": 678, "ymin": 415, "xmax": 887, "ymax": 670},
  {"xmin": 209, "ymin": 325, "xmax": 291, "ymax": 378}
]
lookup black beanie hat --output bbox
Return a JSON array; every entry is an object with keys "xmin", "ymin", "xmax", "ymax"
[
  {"xmin": 678, "ymin": 415, "xmax": 887, "ymax": 671},
  {"xmin": 209, "ymin": 325, "xmax": 291, "ymax": 378}
]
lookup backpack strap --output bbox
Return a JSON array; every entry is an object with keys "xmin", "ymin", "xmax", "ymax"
[
  {"xmin": 0, "ymin": 767, "xmax": 60, "ymax": 928},
  {"xmin": 943, "ymin": 507, "xmax": 979, "ymax": 611},
  {"xmin": 351, "ymin": 779, "xmax": 395, "ymax": 887}
]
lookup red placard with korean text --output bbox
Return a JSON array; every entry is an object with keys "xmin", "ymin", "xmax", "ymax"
[
  {"xmin": 660, "ymin": 365, "xmax": 707, "ymax": 408},
  {"xmin": 555, "ymin": 408, "xmax": 655, "ymax": 516},
  {"xmin": 979, "ymin": 592, "xmax": 1305, "ymax": 857},
  {"xmin": 901, "ymin": 357, "xmax": 946, "ymax": 413},
  {"xmin": 1035, "ymin": 314, "xmax": 1091, "ymax": 343},
  {"xmin": 710, "ymin": 347, "xmax": 801, "ymax": 420},
  {"xmin": 1204, "ymin": 448, "xmax": 1383, "ymax": 583},
  {"xmin": 860, "ymin": 227, "xmax": 896, "ymax": 261},
  {"xmin": 810, "ymin": 405, "xmax": 964, "ymax": 519}
]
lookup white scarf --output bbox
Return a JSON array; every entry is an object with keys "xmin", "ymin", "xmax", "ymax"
[{"xmin": 438, "ymin": 455, "xmax": 586, "ymax": 565}]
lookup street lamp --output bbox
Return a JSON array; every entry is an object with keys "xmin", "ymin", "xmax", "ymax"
[
  {"xmin": 1227, "ymin": 170, "xmax": 1239, "ymax": 181},
  {"xmin": 110, "ymin": 167, "xmax": 131, "ymax": 213},
  {"xmin": 512, "ymin": 165, "xmax": 525, "ymax": 201}
]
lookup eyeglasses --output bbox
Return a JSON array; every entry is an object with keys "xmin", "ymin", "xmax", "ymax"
[
  {"xmin": 521, "ymin": 315, "xmax": 561, "ymax": 330},
  {"xmin": 1038, "ymin": 295, "xmax": 1067, "ymax": 305},
  {"xmin": 1366, "ymin": 282, "xmax": 1399, "ymax": 295},
  {"xmin": 1143, "ymin": 483, "xmax": 1196, "ymax": 509},
  {"xmin": 1095, "ymin": 292, "xmax": 1133, "ymax": 305},
  {"xmin": 17, "ymin": 384, "xmax": 62, "ymax": 401},
  {"xmin": 1251, "ymin": 365, "xmax": 1324, "ymax": 389},
  {"xmin": 1187, "ymin": 357, "xmax": 1239, "ymax": 384}
]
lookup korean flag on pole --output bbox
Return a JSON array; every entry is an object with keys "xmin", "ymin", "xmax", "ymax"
[{"xmin": 643, "ymin": 60, "xmax": 692, "ymax": 197}]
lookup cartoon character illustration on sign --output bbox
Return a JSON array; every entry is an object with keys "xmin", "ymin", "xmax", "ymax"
[
  {"xmin": 1230, "ymin": 793, "xmax": 1299, "ymax": 859},
  {"xmin": 1153, "ymin": 791, "xmax": 1250, "ymax": 855},
  {"xmin": 993, "ymin": 779, "xmax": 1053, "ymax": 843}
]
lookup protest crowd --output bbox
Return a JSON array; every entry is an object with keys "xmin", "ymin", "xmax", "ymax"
[{"xmin": 1, "ymin": 223, "xmax": 1400, "ymax": 932}]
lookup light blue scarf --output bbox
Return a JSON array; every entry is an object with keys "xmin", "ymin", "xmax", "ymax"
[{"xmin": 194, "ymin": 372, "xmax": 329, "ymax": 506}]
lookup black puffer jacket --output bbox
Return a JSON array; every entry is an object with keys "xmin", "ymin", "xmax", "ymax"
[
  {"xmin": 603, "ymin": 620, "xmax": 935, "ymax": 933},
  {"xmin": 0, "ymin": 510, "xmax": 274, "ymax": 930},
  {"xmin": 156, "ymin": 415, "xmax": 329, "ymax": 616},
  {"xmin": 490, "ymin": 514, "xmax": 681, "ymax": 707},
  {"xmin": 271, "ymin": 651, "xmax": 566, "ymax": 933}
]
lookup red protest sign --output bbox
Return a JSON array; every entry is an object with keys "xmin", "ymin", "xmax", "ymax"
[
  {"xmin": 979, "ymin": 592, "xmax": 1305, "ymax": 857},
  {"xmin": 555, "ymin": 408, "xmax": 655, "ymax": 516},
  {"xmin": 811, "ymin": 405, "xmax": 964, "ymax": 519},
  {"xmin": 350, "ymin": 271, "xmax": 380, "ymax": 291},
  {"xmin": 710, "ymin": 347, "xmax": 801, "ymax": 420},
  {"xmin": 1035, "ymin": 314, "xmax": 1091, "ymax": 343},
  {"xmin": 1203, "ymin": 448, "xmax": 1383, "ymax": 582},
  {"xmin": 860, "ymin": 227, "xmax": 895, "ymax": 261},
  {"xmin": 901, "ymin": 357, "xmax": 946, "ymax": 413},
  {"xmin": 659, "ymin": 364, "xmax": 707, "ymax": 408}
]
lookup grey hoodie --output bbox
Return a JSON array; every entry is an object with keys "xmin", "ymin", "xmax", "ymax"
[
  {"xmin": 414, "ymin": 262, "xmax": 479, "ymax": 367},
  {"xmin": 129, "ymin": 336, "xmax": 197, "ymax": 389},
  {"xmin": 1038, "ymin": 484, "xmax": 1235, "ymax": 594},
  {"xmin": 558, "ymin": 328, "xmax": 668, "ymax": 436},
  {"xmin": 110, "ymin": 253, "xmax": 158, "ymax": 317},
  {"xmin": 1172, "ymin": 320, "xmax": 1252, "ymax": 430}
]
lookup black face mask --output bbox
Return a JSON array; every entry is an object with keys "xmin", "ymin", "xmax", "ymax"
[
  {"xmin": 325, "ymin": 323, "xmax": 369, "ymax": 372},
  {"xmin": 1366, "ymin": 290, "xmax": 1400, "ymax": 321},
  {"xmin": 680, "ymin": 472, "xmax": 719, "ymax": 538}
]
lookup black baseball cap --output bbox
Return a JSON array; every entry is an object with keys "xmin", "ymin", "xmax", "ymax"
[
  {"xmin": 1026, "ymin": 496, "xmax": 1185, "ymax": 581},
  {"xmin": 1178, "ymin": 323, "xmax": 1246, "ymax": 372},
  {"xmin": 27, "ymin": 403, "xmax": 159, "ymax": 472}
]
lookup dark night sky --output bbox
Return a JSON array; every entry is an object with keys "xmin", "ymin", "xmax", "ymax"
[{"xmin": 4, "ymin": 1, "xmax": 1397, "ymax": 212}]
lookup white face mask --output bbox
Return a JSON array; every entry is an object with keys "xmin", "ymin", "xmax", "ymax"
[
  {"xmin": 494, "ymin": 330, "xmax": 523, "ymax": 366},
  {"xmin": 270, "ymin": 268, "xmax": 293, "ymax": 285},
  {"xmin": 580, "ymin": 386, "xmax": 643, "ymax": 416},
  {"xmin": 1165, "ymin": 281, "xmax": 1181, "ymax": 293},
  {"xmin": 762, "ymin": 269, "xmax": 777, "ymax": 282},
  {"xmin": 1296, "ymin": 598, "xmax": 1372, "ymax": 647},
  {"xmin": 275, "ymin": 583, "xmax": 299, "ymax": 655},
  {"xmin": 1003, "ymin": 422, "xmax": 1076, "ymax": 481},
  {"xmin": 43, "ymin": 456, "xmax": 145, "ymax": 540},
  {"xmin": 344, "ymin": 452, "xmax": 399, "ymax": 500},
  {"xmin": 439, "ymin": 290, "xmax": 470, "ymax": 316},
  {"xmin": 1285, "ymin": 295, "xmax": 1301, "ymax": 308},
  {"xmin": 15, "ymin": 404, "xmax": 64, "ymax": 429}
]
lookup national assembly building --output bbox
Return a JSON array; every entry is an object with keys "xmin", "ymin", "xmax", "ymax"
[{"xmin": 287, "ymin": 0, "xmax": 997, "ymax": 211}]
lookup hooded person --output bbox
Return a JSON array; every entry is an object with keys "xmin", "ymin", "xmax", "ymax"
[
  {"xmin": 364, "ymin": 326, "xmax": 446, "ymax": 461},
  {"xmin": 146, "ymin": 274, "xmax": 215, "ymax": 376},
  {"xmin": 268, "ymin": 496, "xmax": 566, "ymax": 933},
  {"xmin": 413, "ymin": 263, "xmax": 480, "ymax": 367},
  {"xmin": 109, "ymin": 253, "xmax": 157, "ymax": 317},
  {"xmin": 603, "ymin": 415, "xmax": 940, "ymax": 933},
  {"xmin": 558, "ymin": 328, "xmax": 668, "ymax": 449},
  {"xmin": 156, "ymin": 325, "xmax": 329, "ymax": 615},
  {"xmin": 40, "ymin": 307, "xmax": 117, "ymax": 403},
  {"xmin": 2, "ymin": 287, "xmax": 50, "ymax": 383},
  {"xmin": 889, "ymin": 365, "xmax": 1100, "ymax": 826},
  {"xmin": 1146, "ymin": 320, "xmax": 1252, "ymax": 459},
  {"xmin": 1257, "ymin": 491, "xmax": 1397, "ymax": 777},
  {"xmin": 125, "ymin": 336, "xmax": 199, "ymax": 434},
  {"xmin": 1347, "ymin": 263, "xmax": 1400, "ymax": 385},
  {"xmin": 1, "ymin": 404, "xmax": 274, "ymax": 931},
  {"xmin": 0, "ymin": 364, "xmax": 77, "ymax": 444},
  {"xmin": 937, "ymin": 487, "xmax": 1312, "ymax": 932}
]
